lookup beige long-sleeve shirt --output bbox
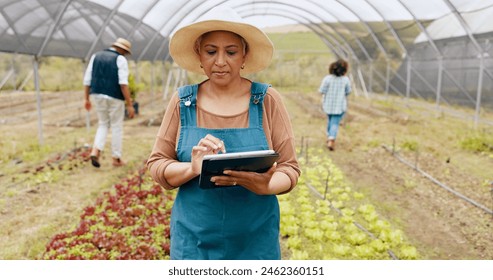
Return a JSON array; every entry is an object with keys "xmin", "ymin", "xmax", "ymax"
[{"xmin": 147, "ymin": 85, "xmax": 300, "ymax": 193}]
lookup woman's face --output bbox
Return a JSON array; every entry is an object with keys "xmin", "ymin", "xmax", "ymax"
[{"xmin": 197, "ymin": 31, "xmax": 246, "ymax": 85}]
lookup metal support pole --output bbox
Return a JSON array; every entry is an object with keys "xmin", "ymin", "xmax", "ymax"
[
  {"xmin": 19, "ymin": 70, "xmax": 33, "ymax": 91},
  {"xmin": 369, "ymin": 62, "xmax": 374, "ymax": 94},
  {"xmin": 33, "ymin": 56, "xmax": 44, "ymax": 145},
  {"xmin": 162, "ymin": 61, "xmax": 167, "ymax": 97},
  {"xmin": 474, "ymin": 54, "xmax": 484, "ymax": 128},
  {"xmin": 82, "ymin": 60, "xmax": 91, "ymax": 132},
  {"xmin": 11, "ymin": 54, "xmax": 17, "ymax": 91},
  {"xmin": 151, "ymin": 61, "xmax": 155, "ymax": 96},
  {"xmin": 0, "ymin": 69, "xmax": 13, "ymax": 91},
  {"xmin": 134, "ymin": 63, "xmax": 139, "ymax": 85},
  {"xmin": 163, "ymin": 65, "xmax": 173, "ymax": 101},
  {"xmin": 171, "ymin": 69, "xmax": 180, "ymax": 90},
  {"xmin": 357, "ymin": 66, "xmax": 369, "ymax": 98},
  {"xmin": 385, "ymin": 60, "xmax": 390, "ymax": 96},
  {"xmin": 181, "ymin": 69, "xmax": 187, "ymax": 88},
  {"xmin": 406, "ymin": 57, "xmax": 411, "ymax": 100},
  {"xmin": 436, "ymin": 57, "xmax": 443, "ymax": 110}
]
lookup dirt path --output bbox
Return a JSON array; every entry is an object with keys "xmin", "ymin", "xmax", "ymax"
[{"xmin": 0, "ymin": 88, "xmax": 492, "ymax": 259}]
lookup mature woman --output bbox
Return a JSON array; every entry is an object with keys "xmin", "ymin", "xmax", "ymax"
[
  {"xmin": 319, "ymin": 59, "xmax": 351, "ymax": 151},
  {"xmin": 146, "ymin": 7, "xmax": 300, "ymax": 260}
]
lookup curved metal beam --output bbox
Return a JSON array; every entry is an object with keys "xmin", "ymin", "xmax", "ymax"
[
  {"xmin": 442, "ymin": 0, "xmax": 489, "ymax": 127},
  {"xmin": 47, "ymin": 1, "xmax": 83, "ymax": 55},
  {"xmin": 234, "ymin": 2, "xmax": 355, "ymax": 59},
  {"xmin": 153, "ymin": 0, "xmax": 355, "ymax": 63},
  {"xmin": 2, "ymin": 1, "xmax": 71, "ymax": 53},
  {"xmin": 442, "ymin": 0, "xmax": 484, "ymax": 55},
  {"xmin": 37, "ymin": 0, "xmax": 72, "ymax": 57},
  {"xmin": 397, "ymin": 0, "xmax": 442, "ymax": 57},
  {"xmin": 152, "ymin": 0, "xmax": 358, "ymax": 86},
  {"xmin": 331, "ymin": 0, "xmax": 396, "ymax": 93},
  {"xmin": 364, "ymin": 0, "xmax": 409, "ymax": 96},
  {"xmin": 84, "ymin": 0, "xmax": 124, "ymax": 61},
  {"xmin": 152, "ymin": 0, "xmax": 261, "ymax": 62},
  {"xmin": 305, "ymin": 0, "xmax": 381, "ymax": 97},
  {"xmin": 236, "ymin": 7, "xmax": 368, "ymax": 95},
  {"xmin": 239, "ymin": 9, "xmax": 347, "ymax": 59},
  {"xmin": 441, "ymin": 0, "xmax": 493, "ymax": 80},
  {"xmin": 0, "ymin": 2, "xmax": 32, "ymax": 52},
  {"xmin": 153, "ymin": 0, "xmax": 366, "ymax": 88},
  {"xmin": 238, "ymin": 8, "xmax": 368, "ymax": 97},
  {"xmin": 44, "ymin": 1, "xmax": 160, "ymax": 60},
  {"xmin": 364, "ymin": 0, "xmax": 408, "ymax": 56},
  {"xmin": 397, "ymin": 0, "xmax": 445, "ymax": 107},
  {"xmin": 126, "ymin": 0, "xmax": 160, "ymax": 43},
  {"xmin": 142, "ymin": 0, "xmax": 230, "ymax": 62},
  {"xmin": 334, "ymin": 0, "xmax": 389, "ymax": 60},
  {"xmin": 237, "ymin": 0, "xmax": 370, "ymax": 62},
  {"xmin": 15, "ymin": 2, "xmax": 77, "ymax": 55},
  {"xmin": 68, "ymin": 2, "xmax": 112, "ymax": 56},
  {"xmin": 306, "ymin": 0, "xmax": 372, "ymax": 62}
]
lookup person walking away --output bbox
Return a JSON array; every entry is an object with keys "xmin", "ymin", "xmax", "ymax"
[
  {"xmin": 319, "ymin": 59, "xmax": 351, "ymax": 151},
  {"xmin": 146, "ymin": 6, "xmax": 300, "ymax": 260},
  {"xmin": 83, "ymin": 38, "xmax": 135, "ymax": 168}
]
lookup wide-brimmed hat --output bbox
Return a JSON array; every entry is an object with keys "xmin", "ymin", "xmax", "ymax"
[
  {"xmin": 169, "ymin": 6, "xmax": 274, "ymax": 75},
  {"xmin": 112, "ymin": 38, "xmax": 132, "ymax": 54}
]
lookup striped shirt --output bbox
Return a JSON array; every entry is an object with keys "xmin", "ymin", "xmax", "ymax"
[{"xmin": 319, "ymin": 74, "xmax": 351, "ymax": 115}]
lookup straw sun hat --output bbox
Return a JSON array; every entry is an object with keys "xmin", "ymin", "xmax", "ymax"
[
  {"xmin": 112, "ymin": 38, "xmax": 132, "ymax": 54},
  {"xmin": 169, "ymin": 6, "xmax": 274, "ymax": 75}
]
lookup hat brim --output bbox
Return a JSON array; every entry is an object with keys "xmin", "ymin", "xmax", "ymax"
[
  {"xmin": 112, "ymin": 42, "xmax": 132, "ymax": 54},
  {"xmin": 169, "ymin": 20, "xmax": 273, "ymax": 75}
]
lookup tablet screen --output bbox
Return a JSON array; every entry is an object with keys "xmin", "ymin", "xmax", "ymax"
[{"xmin": 199, "ymin": 150, "xmax": 279, "ymax": 189}]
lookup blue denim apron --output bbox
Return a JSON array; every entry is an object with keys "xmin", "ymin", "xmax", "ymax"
[{"xmin": 170, "ymin": 82, "xmax": 281, "ymax": 260}]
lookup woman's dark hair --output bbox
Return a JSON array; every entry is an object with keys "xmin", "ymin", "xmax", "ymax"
[
  {"xmin": 331, "ymin": 59, "xmax": 348, "ymax": 77},
  {"xmin": 328, "ymin": 61, "xmax": 336, "ymax": 75}
]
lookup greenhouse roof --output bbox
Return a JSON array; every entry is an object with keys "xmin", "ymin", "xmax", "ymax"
[{"xmin": 1, "ymin": 0, "xmax": 493, "ymax": 62}]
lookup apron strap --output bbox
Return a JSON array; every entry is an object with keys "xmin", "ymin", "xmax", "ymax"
[
  {"xmin": 178, "ymin": 82, "xmax": 270, "ymax": 128},
  {"xmin": 249, "ymin": 82, "xmax": 270, "ymax": 128},
  {"xmin": 178, "ymin": 84, "xmax": 199, "ymax": 127}
]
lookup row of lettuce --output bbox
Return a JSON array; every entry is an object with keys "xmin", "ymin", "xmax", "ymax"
[
  {"xmin": 280, "ymin": 148, "xmax": 418, "ymax": 259},
  {"xmin": 42, "ymin": 147, "xmax": 418, "ymax": 259},
  {"xmin": 42, "ymin": 167, "xmax": 173, "ymax": 260}
]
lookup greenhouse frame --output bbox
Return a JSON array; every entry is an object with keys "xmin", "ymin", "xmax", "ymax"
[{"xmin": 1, "ymin": 0, "xmax": 492, "ymax": 126}]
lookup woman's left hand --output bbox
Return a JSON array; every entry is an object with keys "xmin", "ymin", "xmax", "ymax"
[{"xmin": 210, "ymin": 162, "xmax": 277, "ymax": 195}]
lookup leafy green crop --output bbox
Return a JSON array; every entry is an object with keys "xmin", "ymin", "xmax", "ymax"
[
  {"xmin": 460, "ymin": 133, "xmax": 493, "ymax": 153},
  {"xmin": 42, "ymin": 167, "xmax": 173, "ymax": 260},
  {"xmin": 280, "ymin": 146, "xmax": 419, "ymax": 260}
]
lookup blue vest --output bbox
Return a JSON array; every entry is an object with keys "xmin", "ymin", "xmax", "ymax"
[
  {"xmin": 90, "ymin": 49, "xmax": 124, "ymax": 100},
  {"xmin": 170, "ymin": 82, "xmax": 281, "ymax": 260}
]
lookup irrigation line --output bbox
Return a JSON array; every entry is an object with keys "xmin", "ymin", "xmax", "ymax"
[
  {"xmin": 305, "ymin": 182, "xmax": 399, "ymax": 260},
  {"xmin": 381, "ymin": 145, "xmax": 493, "ymax": 216},
  {"xmin": 298, "ymin": 133, "xmax": 399, "ymax": 259}
]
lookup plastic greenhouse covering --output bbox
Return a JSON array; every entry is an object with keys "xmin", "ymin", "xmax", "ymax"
[{"xmin": 1, "ymin": 0, "xmax": 493, "ymax": 119}]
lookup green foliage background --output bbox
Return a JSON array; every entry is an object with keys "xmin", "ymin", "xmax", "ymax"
[
  {"xmin": 0, "ymin": 32, "xmax": 333, "ymax": 94},
  {"xmin": 0, "ymin": 53, "xmax": 167, "ymax": 94}
]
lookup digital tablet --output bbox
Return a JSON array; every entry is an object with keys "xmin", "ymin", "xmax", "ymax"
[{"xmin": 198, "ymin": 150, "xmax": 279, "ymax": 189}]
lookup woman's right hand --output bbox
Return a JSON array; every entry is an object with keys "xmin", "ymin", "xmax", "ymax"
[{"xmin": 190, "ymin": 134, "xmax": 226, "ymax": 175}]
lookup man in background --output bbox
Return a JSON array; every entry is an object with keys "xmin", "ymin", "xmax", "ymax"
[{"xmin": 83, "ymin": 38, "xmax": 135, "ymax": 168}]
